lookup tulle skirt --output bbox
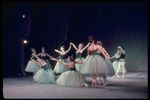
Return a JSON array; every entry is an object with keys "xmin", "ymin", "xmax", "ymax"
[
  {"xmin": 34, "ymin": 69, "xmax": 55, "ymax": 83},
  {"xmin": 56, "ymin": 70, "xmax": 87, "ymax": 87},
  {"xmin": 54, "ymin": 59, "xmax": 70, "ymax": 73},
  {"xmin": 80, "ymin": 55, "xmax": 109, "ymax": 75},
  {"xmin": 105, "ymin": 59, "xmax": 115, "ymax": 76},
  {"xmin": 112, "ymin": 60, "xmax": 127, "ymax": 73},
  {"xmin": 25, "ymin": 60, "xmax": 41, "ymax": 72},
  {"xmin": 75, "ymin": 58, "xmax": 85, "ymax": 71}
]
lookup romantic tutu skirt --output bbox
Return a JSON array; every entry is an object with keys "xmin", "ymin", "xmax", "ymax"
[
  {"xmin": 34, "ymin": 68, "xmax": 55, "ymax": 83},
  {"xmin": 112, "ymin": 60, "xmax": 127, "ymax": 73},
  {"xmin": 25, "ymin": 60, "xmax": 41, "ymax": 72},
  {"xmin": 54, "ymin": 59, "xmax": 70, "ymax": 73},
  {"xmin": 75, "ymin": 57, "xmax": 85, "ymax": 71},
  {"xmin": 56, "ymin": 70, "xmax": 87, "ymax": 87},
  {"xmin": 80, "ymin": 55, "xmax": 109, "ymax": 75},
  {"xmin": 105, "ymin": 59, "xmax": 115, "ymax": 76}
]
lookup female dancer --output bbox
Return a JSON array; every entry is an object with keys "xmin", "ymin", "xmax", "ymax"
[
  {"xmin": 96, "ymin": 41, "xmax": 115, "ymax": 85},
  {"xmin": 111, "ymin": 46, "xmax": 127, "ymax": 78},
  {"xmin": 80, "ymin": 36, "xmax": 110, "ymax": 87},
  {"xmin": 38, "ymin": 47, "xmax": 52, "ymax": 69},
  {"xmin": 70, "ymin": 42, "xmax": 90, "ymax": 71},
  {"xmin": 33, "ymin": 53, "xmax": 55, "ymax": 83},
  {"xmin": 25, "ymin": 48, "xmax": 41, "ymax": 77},
  {"xmin": 50, "ymin": 55, "xmax": 88, "ymax": 87},
  {"xmin": 53, "ymin": 44, "xmax": 72, "ymax": 74}
]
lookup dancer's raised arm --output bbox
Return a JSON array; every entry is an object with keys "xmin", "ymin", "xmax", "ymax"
[
  {"xmin": 70, "ymin": 42, "xmax": 78, "ymax": 50},
  {"xmin": 81, "ymin": 42, "xmax": 90, "ymax": 52},
  {"xmin": 65, "ymin": 43, "xmax": 72, "ymax": 53}
]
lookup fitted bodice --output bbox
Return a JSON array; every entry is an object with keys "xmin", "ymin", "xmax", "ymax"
[
  {"xmin": 70, "ymin": 67, "xmax": 76, "ymax": 71},
  {"xmin": 89, "ymin": 50, "xmax": 99, "ymax": 55},
  {"xmin": 60, "ymin": 54, "xmax": 66, "ymax": 59},
  {"xmin": 76, "ymin": 52, "xmax": 82, "ymax": 58}
]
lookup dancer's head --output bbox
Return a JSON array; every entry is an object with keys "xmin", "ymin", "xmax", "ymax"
[
  {"xmin": 41, "ymin": 47, "xmax": 45, "ymax": 53},
  {"xmin": 31, "ymin": 48, "xmax": 36, "ymax": 53},
  {"xmin": 68, "ymin": 55, "xmax": 75, "ymax": 62},
  {"xmin": 60, "ymin": 45, "xmax": 65, "ymax": 51},
  {"xmin": 96, "ymin": 41, "xmax": 102, "ymax": 46},
  {"xmin": 88, "ymin": 36, "xmax": 94, "ymax": 43},
  {"xmin": 78, "ymin": 43, "xmax": 84, "ymax": 49}
]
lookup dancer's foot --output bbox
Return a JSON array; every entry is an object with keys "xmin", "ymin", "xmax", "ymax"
[
  {"xmin": 103, "ymin": 80, "xmax": 108, "ymax": 86},
  {"xmin": 85, "ymin": 83, "xmax": 88, "ymax": 87}
]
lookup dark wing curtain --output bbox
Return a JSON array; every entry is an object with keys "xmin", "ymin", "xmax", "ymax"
[{"xmin": 14, "ymin": 3, "xmax": 31, "ymax": 76}]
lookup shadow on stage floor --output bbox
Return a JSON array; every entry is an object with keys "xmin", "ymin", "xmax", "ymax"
[{"xmin": 3, "ymin": 72, "xmax": 148, "ymax": 99}]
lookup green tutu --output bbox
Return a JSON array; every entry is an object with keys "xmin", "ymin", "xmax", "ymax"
[
  {"xmin": 56, "ymin": 69, "xmax": 87, "ymax": 87},
  {"xmin": 25, "ymin": 60, "xmax": 41, "ymax": 72},
  {"xmin": 34, "ymin": 64, "xmax": 55, "ymax": 83}
]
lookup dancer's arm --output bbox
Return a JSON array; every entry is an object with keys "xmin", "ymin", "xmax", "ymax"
[
  {"xmin": 97, "ymin": 45, "xmax": 110, "ymax": 60},
  {"xmin": 70, "ymin": 42, "xmax": 78, "ymax": 51},
  {"xmin": 50, "ymin": 58, "xmax": 69, "ymax": 66},
  {"xmin": 81, "ymin": 42, "xmax": 90, "ymax": 52},
  {"xmin": 101, "ymin": 47, "xmax": 110, "ymax": 58},
  {"xmin": 65, "ymin": 44, "xmax": 72, "ymax": 53},
  {"xmin": 45, "ymin": 53, "xmax": 53, "ymax": 58},
  {"xmin": 54, "ymin": 49, "xmax": 62, "ymax": 54},
  {"xmin": 87, "ymin": 48, "xmax": 89, "ymax": 56},
  {"xmin": 118, "ymin": 46, "xmax": 125, "ymax": 54},
  {"xmin": 75, "ymin": 61, "xmax": 83, "ymax": 64},
  {"xmin": 37, "ymin": 53, "xmax": 41, "ymax": 57}
]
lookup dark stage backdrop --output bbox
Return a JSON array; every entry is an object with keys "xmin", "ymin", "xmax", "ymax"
[{"xmin": 3, "ymin": 2, "xmax": 148, "ymax": 77}]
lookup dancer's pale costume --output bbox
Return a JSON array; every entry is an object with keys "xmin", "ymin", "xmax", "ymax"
[
  {"xmin": 112, "ymin": 53, "xmax": 127, "ymax": 73},
  {"xmin": 54, "ymin": 54, "xmax": 70, "ymax": 73},
  {"xmin": 34, "ymin": 63, "xmax": 55, "ymax": 83},
  {"xmin": 25, "ymin": 56, "xmax": 41, "ymax": 72},
  {"xmin": 80, "ymin": 50, "xmax": 109, "ymax": 76},
  {"xmin": 98, "ymin": 52, "xmax": 115, "ymax": 76},
  {"xmin": 75, "ymin": 52, "xmax": 85, "ymax": 71},
  {"xmin": 56, "ymin": 65, "xmax": 87, "ymax": 87}
]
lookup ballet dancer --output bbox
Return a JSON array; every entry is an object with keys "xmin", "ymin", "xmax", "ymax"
[
  {"xmin": 25, "ymin": 48, "xmax": 41, "ymax": 77},
  {"xmin": 50, "ymin": 55, "xmax": 88, "ymax": 87},
  {"xmin": 111, "ymin": 46, "xmax": 127, "ymax": 78},
  {"xmin": 53, "ymin": 44, "xmax": 72, "ymax": 74},
  {"xmin": 80, "ymin": 36, "xmax": 110, "ymax": 87},
  {"xmin": 96, "ymin": 41, "xmax": 115, "ymax": 85},
  {"xmin": 70, "ymin": 42, "xmax": 90, "ymax": 71},
  {"xmin": 32, "ymin": 53, "xmax": 55, "ymax": 83},
  {"xmin": 38, "ymin": 47, "xmax": 53, "ymax": 69}
]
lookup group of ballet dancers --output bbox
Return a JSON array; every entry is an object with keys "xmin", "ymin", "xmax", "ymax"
[{"xmin": 25, "ymin": 36, "xmax": 126, "ymax": 87}]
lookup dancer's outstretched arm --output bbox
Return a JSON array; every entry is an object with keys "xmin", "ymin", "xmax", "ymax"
[
  {"xmin": 54, "ymin": 49, "xmax": 62, "ymax": 54},
  {"xmin": 70, "ymin": 42, "xmax": 78, "ymax": 50},
  {"xmin": 50, "ymin": 58, "xmax": 69, "ymax": 66}
]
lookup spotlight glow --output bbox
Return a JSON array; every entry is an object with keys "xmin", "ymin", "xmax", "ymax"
[
  {"xmin": 23, "ymin": 15, "xmax": 25, "ymax": 18},
  {"xmin": 23, "ymin": 40, "xmax": 28, "ymax": 44}
]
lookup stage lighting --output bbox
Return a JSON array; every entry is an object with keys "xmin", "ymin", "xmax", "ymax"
[
  {"xmin": 23, "ymin": 40, "xmax": 28, "ymax": 44},
  {"xmin": 23, "ymin": 15, "xmax": 25, "ymax": 18}
]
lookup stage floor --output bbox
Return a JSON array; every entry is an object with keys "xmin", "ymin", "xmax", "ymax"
[{"xmin": 3, "ymin": 72, "xmax": 148, "ymax": 99}]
